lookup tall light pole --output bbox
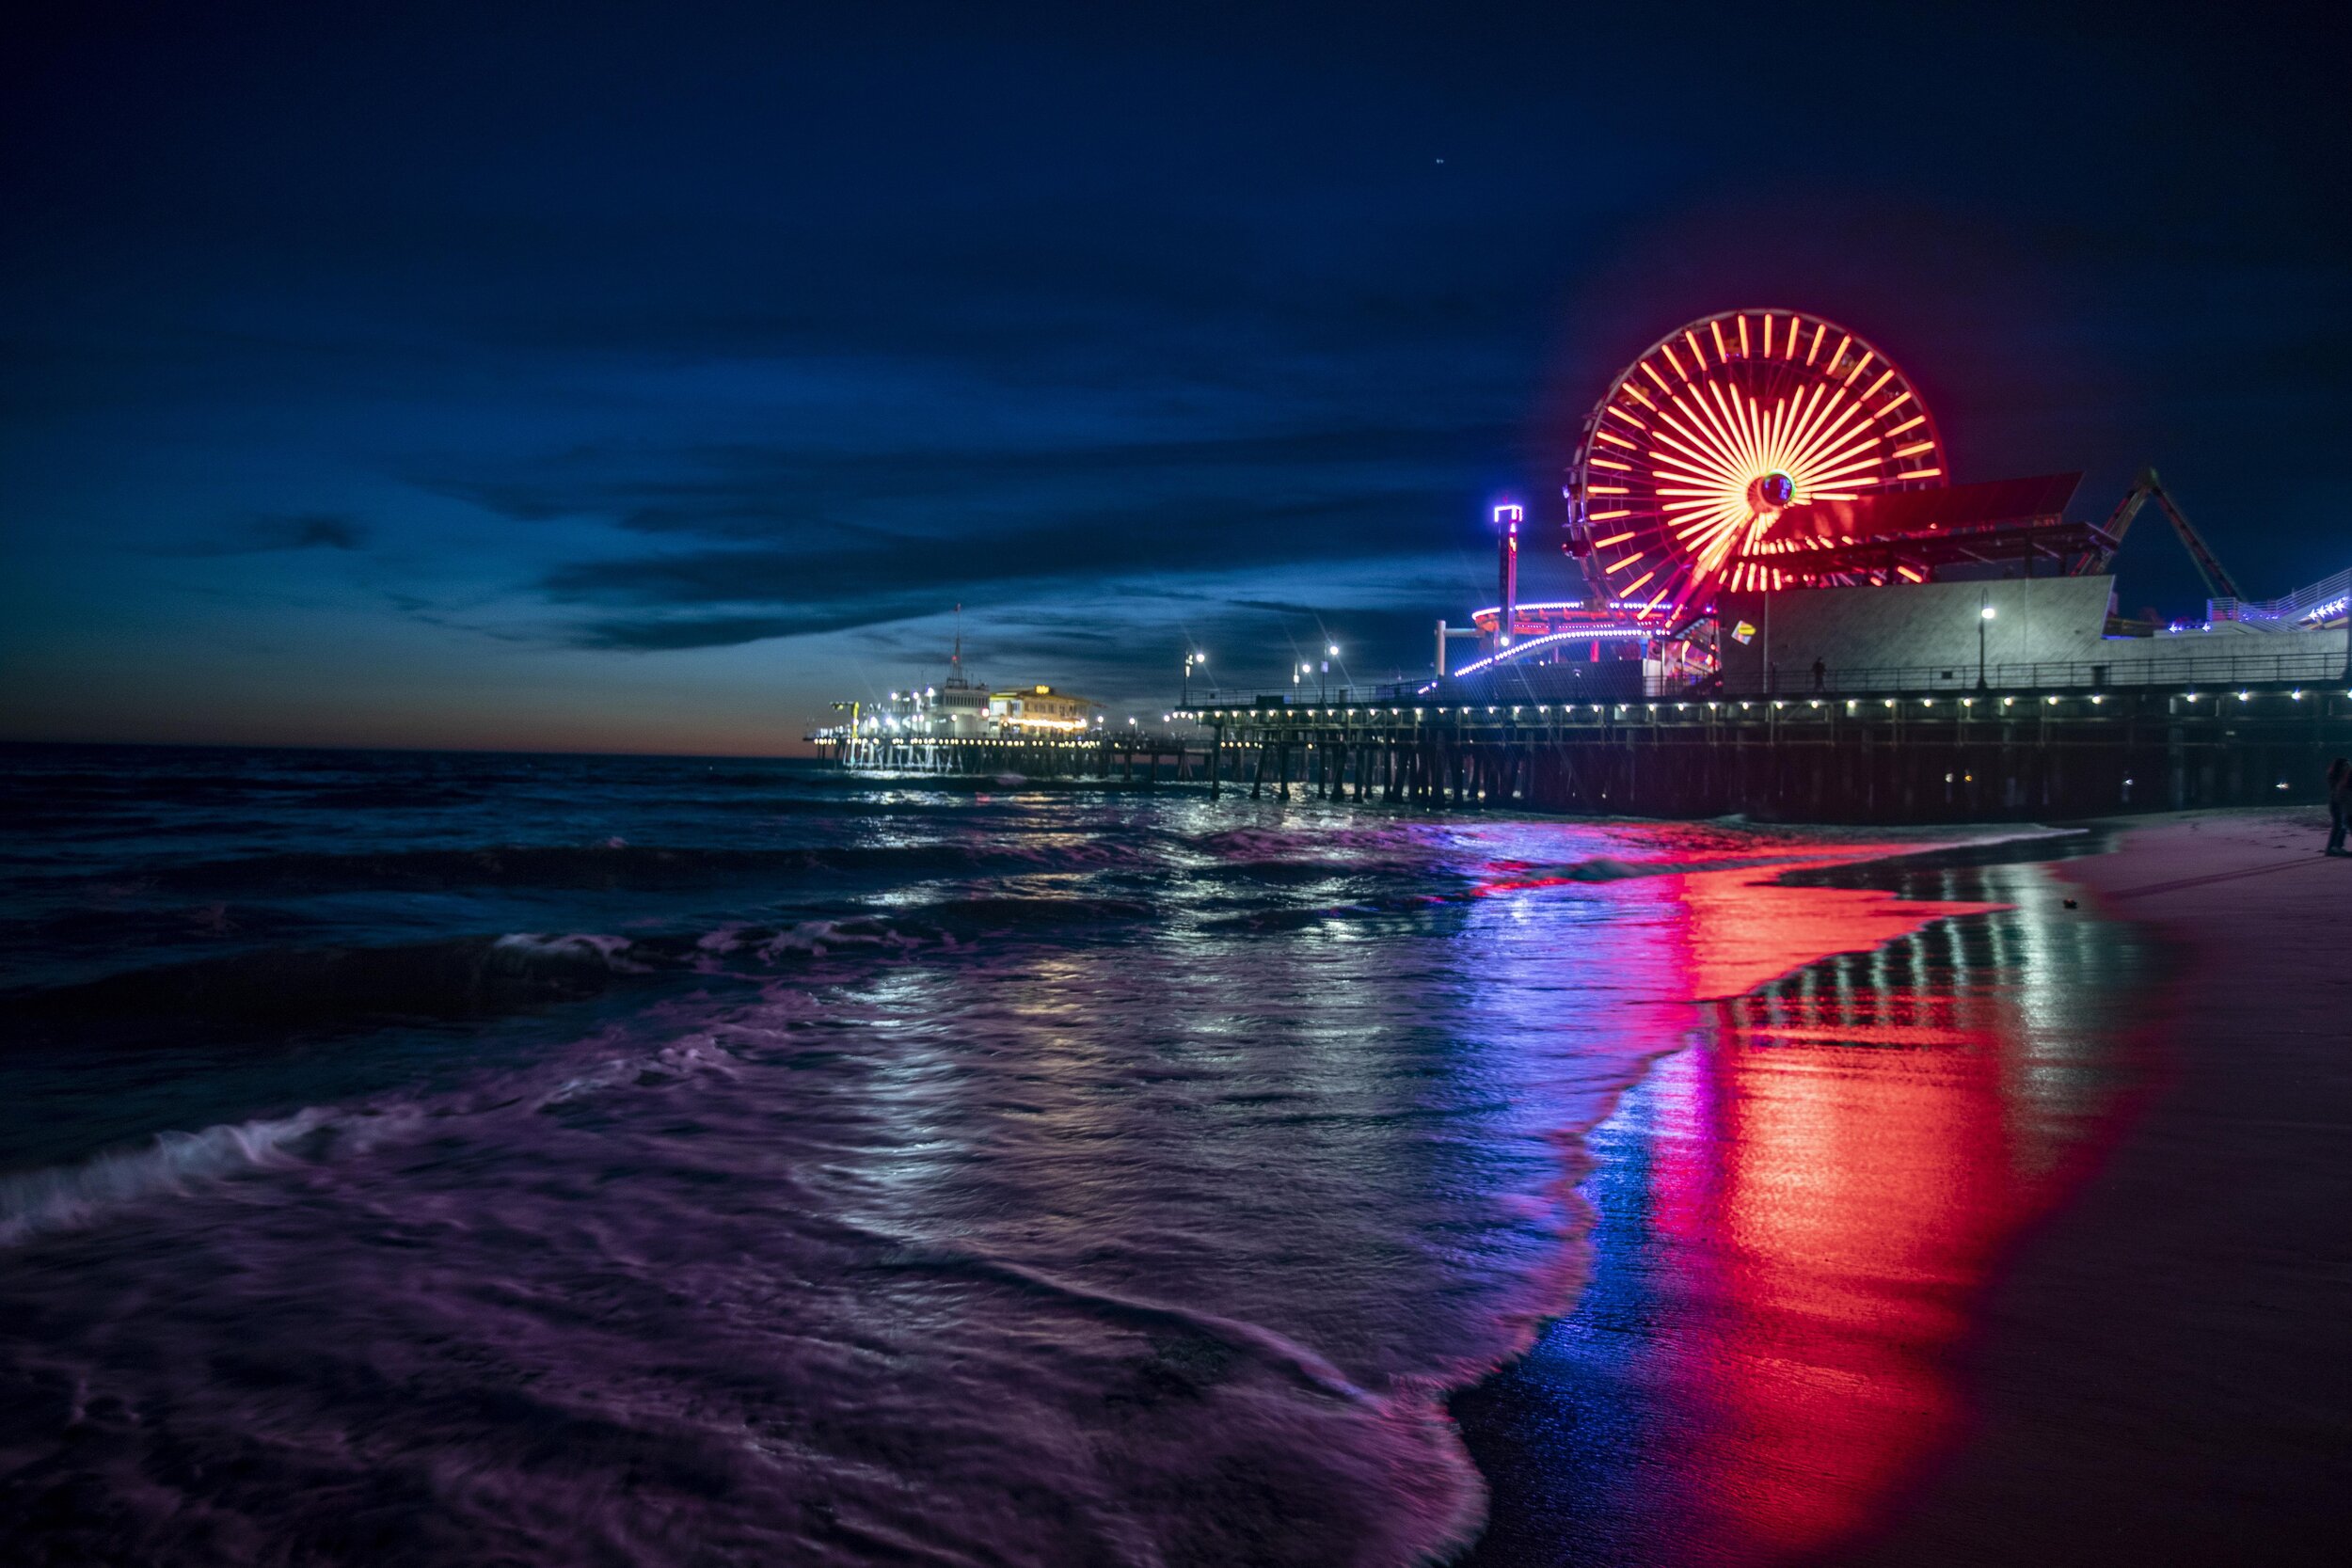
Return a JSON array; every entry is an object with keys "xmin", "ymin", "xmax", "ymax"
[
  {"xmin": 1979, "ymin": 598, "xmax": 1996, "ymax": 689},
  {"xmin": 1183, "ymin": 650, "xmax": 1207, "ymax": 705},
  {"xmin": 1320, "ymin": 642, "xmax": 1338, "ymax": 703}
]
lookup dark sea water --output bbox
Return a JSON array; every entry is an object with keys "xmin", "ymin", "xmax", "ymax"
[{"xmin": 0, "ymin": 744, "xmax": 2152, "ymax": 1566}]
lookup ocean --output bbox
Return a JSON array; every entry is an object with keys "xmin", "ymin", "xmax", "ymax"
[{"xmin": 0, "ymin": 743, "xmax": 2153, "ymax": 1566}]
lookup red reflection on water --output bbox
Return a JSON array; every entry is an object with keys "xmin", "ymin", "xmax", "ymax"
[{"xmin": 1613, "ymin": 857, "xmax": 2132, "ymax": 1563}]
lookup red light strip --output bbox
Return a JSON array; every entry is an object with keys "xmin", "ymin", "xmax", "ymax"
[
  {"xmin": 1807, "ymin": 323, "xmax": 1827, "ymax": 364},
  {"xmin": 1737, "ymin": 314, "xmax": 1751, "ymax": 357}
]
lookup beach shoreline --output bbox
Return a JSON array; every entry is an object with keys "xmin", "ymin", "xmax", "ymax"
[{"xmin": 1824, "ymin": 806, "xmax": 2352, "ymax": 1565}]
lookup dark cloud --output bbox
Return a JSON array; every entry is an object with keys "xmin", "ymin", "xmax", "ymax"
[
  {"xmin": 164, "ymin": 513, "xmax": 369, "ymax": 556},
  {"xmin": 545, "ymin": 486, "xmax": 1464, "ymax": 649}
]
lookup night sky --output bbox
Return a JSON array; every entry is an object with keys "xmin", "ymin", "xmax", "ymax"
[{"xmin": 6, "ymin": 2, "xmax": 2346, "ymax": 753}]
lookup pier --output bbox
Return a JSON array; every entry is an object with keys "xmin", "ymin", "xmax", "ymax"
[
  {"xmin": 1185, "ymin": 666, "xmax": 2352, "ymax": 822},
  {"xmin": 818, "ymin": 663, "xmax": 2352, "ymax": 823}
]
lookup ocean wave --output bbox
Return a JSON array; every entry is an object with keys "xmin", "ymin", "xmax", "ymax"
[
  {"xmin": 875, "ymin": 1244, "xmax": 1370, "ymax": 1400},
  {"xmin": 0, "ymin": 1106, "xmax": 410, "ymax": 1247},
  {"xmin": 126, "ymin": 838, "xmax": 1157, "ymax": 895},
  {"xmin": 490, "ymin": 931, "xmax": 642, "ymax": 966},
  {"xmin": 1191, "ymin": 824, "xmax": 1429, "ymax": 861},
  {"xmin": 1, "ymin": 932, "xmax": 638, "ymax": 1038},
  {"xmin": 3, "ymin": 887, "xmax": 1171, "ymax": 1045},
  {"xmin": 692, "ymin": 897, "xmax": 1155, "ymax": 962}
]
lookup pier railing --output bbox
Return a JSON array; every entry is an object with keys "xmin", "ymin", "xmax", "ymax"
[{"xmin": 1733, "ymin": 649, "xmax": 2347, "ymax": 698}]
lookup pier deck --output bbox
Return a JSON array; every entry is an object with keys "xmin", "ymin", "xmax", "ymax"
[{"xmin": 818, "ymin": 667, "xmax": 2352, "ymax": 823}]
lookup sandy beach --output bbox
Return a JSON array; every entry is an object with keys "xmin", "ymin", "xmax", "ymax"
[{"xmin": 1830, "ymin": 807, "xmax": 2352, "ymax": 1564}]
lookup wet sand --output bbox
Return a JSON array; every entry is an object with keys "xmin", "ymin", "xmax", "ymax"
[
  {"xmin": 1453, "ymin": 808, "xmax": 2350, "ymax": 1567},
  {"xmin": 1834, "ymin": 808, "xmax": 2352, "ymax": 1565}
]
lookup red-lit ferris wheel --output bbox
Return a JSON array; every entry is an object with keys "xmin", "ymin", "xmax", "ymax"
[{"xmin": 1567, "ymin": 309, "xmax": 1948, "ymax": 624}]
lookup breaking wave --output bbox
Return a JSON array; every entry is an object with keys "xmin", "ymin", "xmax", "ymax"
[{"xmin": 0, "ymin": 1107, "xmax": 369, "ymax": 1246}]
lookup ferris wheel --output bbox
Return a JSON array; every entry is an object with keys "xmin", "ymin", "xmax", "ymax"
[{"xmin": 1567, "ymin": 309, "xmax": 1948, "ymax": 624}]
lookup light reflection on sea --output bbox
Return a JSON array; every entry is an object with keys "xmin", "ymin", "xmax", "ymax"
[
  {"xmin": 0, "ymin": 746, "xmax": 2149, "ymax": 1565},
  {"xmin": 1454, "ymin": 846, "xmax": 2151, "ymax": 1568}
]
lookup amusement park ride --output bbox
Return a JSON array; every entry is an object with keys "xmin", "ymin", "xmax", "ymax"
[{"xmin": 1446, "ymin": 308, "xmax": 2272, "ymax": 687}]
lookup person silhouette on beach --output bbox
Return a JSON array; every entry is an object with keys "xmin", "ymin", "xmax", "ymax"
[{"xmin": 2328, "ymin": 757, "xmax": 2349, "ymax": 857}]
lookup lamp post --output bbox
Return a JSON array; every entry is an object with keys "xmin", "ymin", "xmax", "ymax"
[
  {"xmin": 1979, "ymin": 599, "xmax": 1996, "ymax": 689},
  {"xmin": 1183, "ymin": 650, "xmax": 1207, "ymax": 705},
  {"xmin": 1321, "ymin": 643, "xmax": 1338, "ymax": 703}
]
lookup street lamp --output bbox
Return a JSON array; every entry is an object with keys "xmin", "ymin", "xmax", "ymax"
[
  {"xmin": 1182, "ymin": 650, "xmax": 1208, "ymax": 705},
  {"xmin": 1978, "ymin": 600, "xmax": 1996, "ymax": 689},
  {"xmin": 1321, "ymin": 643, "xmax": 1339, "ymax": 703}
]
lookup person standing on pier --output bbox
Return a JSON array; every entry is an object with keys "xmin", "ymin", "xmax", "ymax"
[
  {"xmin": 1811, "ymin": 657, "xmax": 1826, "ymax": 693},
  {"xmin": 2327, "ymin": 757, "xmax": 2349, "ymax": 856}
]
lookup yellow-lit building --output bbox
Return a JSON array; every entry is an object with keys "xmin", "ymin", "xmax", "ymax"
[{"xmin": 987, "ymin": 684, "xmax": 1101, "ymax": 733}]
